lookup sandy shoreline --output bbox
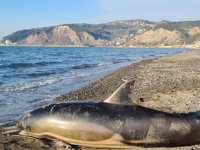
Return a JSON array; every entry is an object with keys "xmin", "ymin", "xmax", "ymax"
[{"xmin": 2, "ymin": 49, "xmax": 200, "ymax": 150}]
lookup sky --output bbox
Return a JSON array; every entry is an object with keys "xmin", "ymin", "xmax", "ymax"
[{"xmin": 0, "ymin": 0, "xmax": 200, "ymax": 39}]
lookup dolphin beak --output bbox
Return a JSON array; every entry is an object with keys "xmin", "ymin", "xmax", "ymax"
[
  {"xmin": 1, "ymin": 126, "xmax": 21, "ymax": 135},
  {"xmin": 0, "ymin": 119, "xmax": 22, "ymax": 135}
]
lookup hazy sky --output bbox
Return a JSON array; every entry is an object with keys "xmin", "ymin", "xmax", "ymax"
[{"xmin": 0, "ymin": 0, "xmax": 200, "ymax": 39}]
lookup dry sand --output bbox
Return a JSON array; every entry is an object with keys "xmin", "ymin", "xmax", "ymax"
[{"xmin": 1, "ymin": 49, "xmax": 200, "ymax": 150}]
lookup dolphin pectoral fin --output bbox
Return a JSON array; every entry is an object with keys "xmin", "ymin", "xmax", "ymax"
[{"xmin": 104, "ymin": 80, "xmax": 135, "ymax": 105}]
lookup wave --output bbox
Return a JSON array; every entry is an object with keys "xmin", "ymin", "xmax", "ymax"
[
  {"xmin": 27, "ymin": 98, "xmax": 44, "ymax": 104},
  {"xmin": 27, "ymin": 72, "xmax": 53, "ymax": 77},
  {"xmin": 113, "ymin": 58, "xmax": 133, "ymax": 64},
  {"xmin": 72, "ymin": 62, "xmax": 114, "ymax": 69},
  {"xmin": 72, "ymin": 64, "xmax": 95, "ymax": 69},
  {"xmin": 0, "ymin": 72, "xmax": 92, "ymax": 94},
  {"xmin": 71, "ymin": 59, "xmax": 135, "ymax": 70},
  {"xmin": 2, "ymin": 71, "xmax": 54, "ymax": 78},
  {"xmin": 97, "ymin": 62, "xmax": 113, "ymax": 67},
  {"xmin": 0, "ymin": 76, "xmax": 70, "ymax": 94},
  {"xmin": 149, "ymin": 54, "xmax": 156, "ymax": 57},
  {"xmin": 0, "ymin": 61, "xmax": 61, "ymax": 69}
]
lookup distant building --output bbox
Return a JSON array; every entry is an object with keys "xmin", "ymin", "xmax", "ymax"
[{"xmin": 5, "ymin": 40, "xmax": 11, "ymax": 45}]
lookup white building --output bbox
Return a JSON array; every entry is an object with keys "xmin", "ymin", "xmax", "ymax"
[{"xmin": 5, "ymin": 40, "xmax": 11, "ymax": 45}]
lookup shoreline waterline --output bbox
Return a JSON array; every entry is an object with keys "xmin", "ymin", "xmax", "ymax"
[
  {"xmin": 3, "ymin": 49, "xmax": 200, "ymax": 150},
  {"xmin": 0, "ymin": 47, "xmax": 185, "ymax": 123},
  {"xmin": 0, "ymin": 44, "xmax": 196, "ymax": 49},
  {"xmin": 57, "ymin": 49, "xmax": 189, "ymax": 102},
  {"xmin": 56, "ymin": 51, "xmax": 184, "ymax": 100}
]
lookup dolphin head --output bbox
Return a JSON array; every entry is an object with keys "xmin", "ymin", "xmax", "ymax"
[{"xmin": 18, "ymin": 105, "xmax": 53, "ymax": 132}]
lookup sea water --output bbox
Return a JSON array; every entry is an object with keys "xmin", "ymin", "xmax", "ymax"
[{"xmin": 0, "ymin": 46, "xmax": 184, "ymax": 122}]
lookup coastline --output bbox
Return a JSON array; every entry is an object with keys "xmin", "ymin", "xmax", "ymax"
[
  {"xmin": 58, "ymin": 49, "xmax": 200, "ymax": 114},
  {"xmin": 0, "ymin": 47, "xmax": 184, "ymax": 123},
  {"xmin": 0, "ymin": 44, "xmax": 198, "ymax": 49},
  {"xmin": 2, "ymin": 49, "xmax": 200, "ymax": 150}
]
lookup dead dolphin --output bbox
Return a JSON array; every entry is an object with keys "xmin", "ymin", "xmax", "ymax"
[{"xmin": 3, "ymin": 80, "xmax": 200, "ymax": 148}]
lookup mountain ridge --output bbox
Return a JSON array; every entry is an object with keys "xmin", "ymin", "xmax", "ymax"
[{"xmin": 2, "ymin": 19, "xmax": 200, "ymax": 48}]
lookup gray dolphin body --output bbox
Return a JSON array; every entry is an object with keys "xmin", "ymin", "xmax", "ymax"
[{"xmin": 6, "ymin": 81, "xmax": 200, "ymax": 148}]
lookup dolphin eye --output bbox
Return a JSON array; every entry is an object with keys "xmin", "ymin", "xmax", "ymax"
[{"xmin": 26, "ymin": 125, "xmax": 32, "ymax": 131}]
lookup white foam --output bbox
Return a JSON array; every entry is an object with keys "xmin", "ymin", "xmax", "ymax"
[
  {"xmin": 0, "ymin": 76, "xmax": 71, "ymax": 94},
  {"xmin": 97, "ymin": 62, "xmax": 113, "ymax": 67},
  {"xmin": 0, "ymin": 72, "xmax": 94, "ymax": 94}
]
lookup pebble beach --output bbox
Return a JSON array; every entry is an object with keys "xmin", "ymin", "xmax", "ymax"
[{"xmin": 2, "ymin": 49, "xmax": 200, "ymax": 150}]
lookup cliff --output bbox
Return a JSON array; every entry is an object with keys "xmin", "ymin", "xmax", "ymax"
[{"xmin": 2, "ymin": 20, "xmax": 200, "ymax": 47}]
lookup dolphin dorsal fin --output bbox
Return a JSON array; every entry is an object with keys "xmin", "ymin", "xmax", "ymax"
[{"xmin": 104, "ymin": 80, "xmax": 135, "ymax": 104}]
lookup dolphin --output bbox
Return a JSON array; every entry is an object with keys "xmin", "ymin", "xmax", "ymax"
[{"xmin": 2, "ymin": 80, "xmax": 200, "ymax": 148}]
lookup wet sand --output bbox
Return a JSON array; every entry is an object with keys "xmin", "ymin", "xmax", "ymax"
[{"xmin": 1, "ymin": 49, "xmax": 200, "ymax": 150}]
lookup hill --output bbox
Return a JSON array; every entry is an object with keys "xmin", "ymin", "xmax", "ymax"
[{"xmin": 2, "ymin": 19, "xmax": 200, "ymax": 47}]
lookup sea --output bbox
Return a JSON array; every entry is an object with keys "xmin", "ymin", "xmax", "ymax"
[{"xmin": 0, "ymin": 46, "xmax": 184, "ymax": 123}]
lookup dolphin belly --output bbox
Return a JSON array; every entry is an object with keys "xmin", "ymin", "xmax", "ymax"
[
  {"xmin": 19, "ymin": 117, "xmax": 164, "ymax": 148},
  {"xmin": 20, "ymin": 118, "xmax": 114, "ymax": 140},
  {"xmin": 19, "ymin": 117, "xmax": 133, "ymax": 148}
]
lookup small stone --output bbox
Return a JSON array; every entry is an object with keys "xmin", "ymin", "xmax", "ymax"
[{"xmin": 140, "ymin": 97, "xmax": 145, "ymax": 102}]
